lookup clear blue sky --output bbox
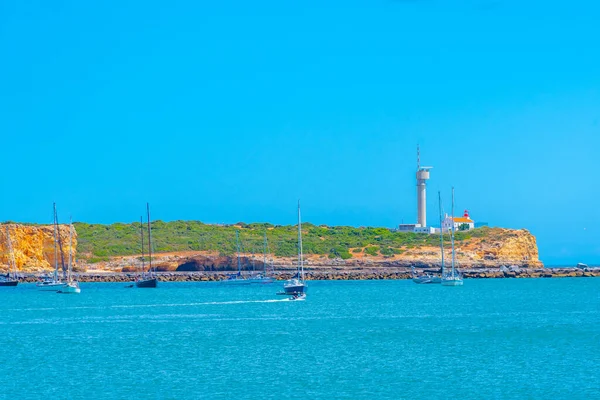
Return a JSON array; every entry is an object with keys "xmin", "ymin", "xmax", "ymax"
[{"xmin": 1, "ymin": 0, "xmax": 599, "ymax": 265}]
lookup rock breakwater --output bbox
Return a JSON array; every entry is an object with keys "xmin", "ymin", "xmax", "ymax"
[{"xmin": 15, "ymin": 266, "xmax": 600, "ymax": 283}]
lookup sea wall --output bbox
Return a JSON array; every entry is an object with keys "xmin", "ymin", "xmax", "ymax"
[{"xmin": 14, "ymin": 266, "xmax": 600, "ymax": 283}]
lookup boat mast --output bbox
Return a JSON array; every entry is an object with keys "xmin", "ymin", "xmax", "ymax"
[
  {"xmin": 146, "ymin": 203, "xmax": 153, "ymax": 275},
  {"xmin": 450, "ymin": 187, "xmax": 456, "ymax": 279},
  {"xmin": 52, "ymin": 203, "xmax": 58, "ymax": 281},
  {"xmin": 236, "ymin": 230, "xmax": 241, "ymax": 275},
  {"xmin": 298, "ymin": 200, "xmax": 304, "ymax": 281},
  {"xmin": 55, "ymin": 205, "xmax": 67, "ymax": 280},
  {"xmin": 67, "ymin": 218, "xmax": 73, "ymax": 283},
  {"xmin": 263, "ymin": 231, "xmax": 267, "ymax": 274},
  {"xmin": 5, "ymin": 226, "xmax": 17, "ymax": 279},
  {"xmin": 140, "ymin": 216, "xmax": 145, "ymax": 276},
  {"xmin": 438, "ymin": 191, "xmax": 445, "ymax": 277}
]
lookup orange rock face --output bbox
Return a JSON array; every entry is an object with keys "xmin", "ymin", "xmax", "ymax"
[{"xmin": 0, "ymin": 224, "xmax": 77, "ymax": 272}]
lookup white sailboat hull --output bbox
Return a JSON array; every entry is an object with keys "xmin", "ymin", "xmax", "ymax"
[
  {"xmin": 412, "ymin": 275, "xmax": 441, "ymax": 284},
  {"xmin": 441, "ymin": 278, "xmax": 463, "ymax": 286},
  {"xmin": 59, "ymin": 283, "xmax": 81, "ymax": 294},
  {"xmin": 248, "ymin": 276, "xmax": 274, "ymax": 284},
  {"xmin": 36, "ymin": 281, "xmax": 66, "ymax": 291},
  {"xmin": 221, "ymin": 277, "xmax": 252, "ymax": 285}
]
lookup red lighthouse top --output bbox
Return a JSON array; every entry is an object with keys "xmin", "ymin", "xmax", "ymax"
[{"xmin": 463, "ymin": 210, "xmax": 470, "ymax": 218}]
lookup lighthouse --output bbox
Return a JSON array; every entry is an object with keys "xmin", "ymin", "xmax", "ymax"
[{"xmin": 416, "ymin": 145, "xmax": 432, "ymax": 228}]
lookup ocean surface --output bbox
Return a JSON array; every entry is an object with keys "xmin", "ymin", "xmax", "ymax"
[{"xmin": 1, "ymin": 279, "xmax": 598, "ymax": 399}]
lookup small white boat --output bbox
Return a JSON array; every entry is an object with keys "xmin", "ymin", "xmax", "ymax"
[
  {"xmin": 576, "ymin": 263, "xmax": 588, "ymax": 269},
  {"xmin": 288, "ymin": 293, "xmax": 306, "ymax": 301}
]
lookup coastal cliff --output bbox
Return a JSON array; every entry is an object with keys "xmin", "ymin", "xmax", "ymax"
[
  {"xmin": 81, "ymin": 226, "xmax": 542, "ymax": 272},
  {"xmin": 0, "ymin": 224, "xmax": 76, "ymax": 272}
]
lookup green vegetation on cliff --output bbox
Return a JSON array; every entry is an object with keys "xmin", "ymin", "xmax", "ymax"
[{"xmin": 74, "ymin": 221, "xmax": 483, "ymax": 263}]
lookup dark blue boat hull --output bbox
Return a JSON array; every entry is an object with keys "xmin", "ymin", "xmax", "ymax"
[
  {"xmin": 284, "ymin": 284, "xmax": 306, "ymax": 295},
  {"xmin": 135, "ymin": 278, "xmax": 157, "ymax": 288}
]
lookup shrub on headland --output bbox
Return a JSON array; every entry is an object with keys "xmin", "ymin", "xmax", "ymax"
[{"xmin": 73, "ymin": 221, "xmax": 486, "ymax": 261}]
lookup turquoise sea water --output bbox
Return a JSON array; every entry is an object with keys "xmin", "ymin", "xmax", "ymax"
[{"xmin": 1, "ymin": 279, "xmax": 598, "ymax": 399}]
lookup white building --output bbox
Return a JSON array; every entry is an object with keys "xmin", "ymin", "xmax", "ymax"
[{"xmin": 442, "ymin": 210, "xmax": 475, "ymax": 232}]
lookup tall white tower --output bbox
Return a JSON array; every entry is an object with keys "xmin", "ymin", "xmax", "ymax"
[{"xmin": 416, "ymin": 145, "xmax": 432, "ymax": 227}]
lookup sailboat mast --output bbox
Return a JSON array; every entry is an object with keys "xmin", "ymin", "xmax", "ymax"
[
  {"xmin": 55, "ymin": 206, "xmax": 67, "ymax": 280},
  {"xmin": 298, "ymin": 200, "xmax": 304, "ymax": 280},
  {"xmin": 53, "ymin": 203, "xmax": 58, "ymax": 281},
  {"xmin": 140, "ymin": 216, "xmax": 145, "ymax": 275},
  {"xmin": 68, "ymin": 218, "xmax": 73, "ymax": 283},
  {"xmin": 6, "ymin": 226, "xmax": 17, "ymax": 278},
  {"xmin": 438, "ymin": 191, "xmax": 445, "ymax": 276},
  {"xmin": 235, "ymin": 230, "xmax": 241, "ymax": 274},
  {"xmin": 146, "ymin": 203, "xmax": 153, "ymax": 274},
  {"xmin": 263, "ymin": 232, "xmax": 267, "ymax": 274},
  {"xmin": 450, "ymin": 187, "xmax": 456, "ymax": 278}
]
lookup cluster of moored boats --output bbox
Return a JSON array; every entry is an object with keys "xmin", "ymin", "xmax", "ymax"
[
  {"xmin": 1, "ymin": 202, "xmax": 308, "ymax": 300},
  {"xmin": 411, "ymin": 188, "xmax": 464, "ymax": 287},
  {"xmin": 222, "ymin": 201, "xmax": 307, "ymax": 300}
]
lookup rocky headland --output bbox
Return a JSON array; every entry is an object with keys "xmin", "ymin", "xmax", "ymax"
[{"xmin": 1, "ymin": 223, "xmax": 597, "ymax": 281}]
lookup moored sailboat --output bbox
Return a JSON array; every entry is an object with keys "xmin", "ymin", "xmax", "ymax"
[
  {"xmin": 0, "ymin": 225, "xmax": 19, "ymax": 287},
  {"xmin": 441, "ymin": 187, "xmax": 464, "ymax": 286},
  {"xmin": 136, "ymin": 203, "xmax": 157, "ymax": 288},
  {"xmin": 59, "ymin": 218, "xmax": 80, "ymax": 294},
  {"xmin": 37, "ymin": 203, "xmax": 66, "ymax": 291},
  {"xmin": 412, "ymin": 191, "xmax": 446, "ymax": 284},
  {"xmin": 279, "ymin": 201, "xmax": 307, "ymax": 299},
  {"xmin": 248, "ymin": 232, "xmax": 275, "ymax": 284},
  {"xmin": 222, "ymin": 230, "xmax": 252, "ymax": 285}
]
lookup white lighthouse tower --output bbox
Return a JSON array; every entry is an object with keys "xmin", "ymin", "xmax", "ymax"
[{"xmin": 416, "ymin": 145, "xmax": 432, "ymax": 228}]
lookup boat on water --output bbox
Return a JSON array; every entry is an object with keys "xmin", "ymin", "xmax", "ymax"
[
  {"xmin": 441, "ymin": 187, "xmax": 463, "ymax": 287},
  {"xmin": 37, "ymin": 203, "xmax": 66, "ymax": 291},
  {"xmin": 222, "ymin": 230, "xmax": 252, "ymax": 285},
  {"xmin": 279, "ymin": 201, "xmax": 307, "ymax": 298},
  {"xmin": 413, "ymin": 191, "xmax": 447, "ymax": 284},
  {"xmin": 58, "ymin": 218, "xmax": 80, "ymax": 294},
  {"xmin": 411, "ymin": 267, "xmax": 441, "ymax": 284},
  {"xmin": 136, "ymin": 204, "xmax": 157, "ymax": 288},
  {"xmin": 248, "ymin": 232, "xmax": 275, "ymax": 284},
  {"xmin": 0, "ymin": 225, "xmax": 19, "ymax": 287}
]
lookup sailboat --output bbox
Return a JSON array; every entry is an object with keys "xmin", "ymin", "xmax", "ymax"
[
  {"xmin": 279, "ymin": 201, "xmax": 307, "ymax": 299},
  {"xmin": 222, "ymin": 230, "xmax": 252, "ymax": 285},
  {"xmin": 0, "ymin": 225, "xmax": 19, "ymax": 286},
  {"xmin": 441, "ymin": 187, "xmax": 464, "ymax": 286},
  {"xmin": 412, "ymin": 191, "xmax": 446, "ymax": 284},
  {"xmin": 37, "ymin": 203, "xmax": 66, "ymax": 291},
  {"xmin": 248, "ymin": 232, "xmax": 275, "ymax": 284},
  {"xmin": 136, "ymin": 203, "xmax": 158, "ymax": 288},
  {"xmin": 59, "ymin": 218, "xmax": 81, "ymax": 294}
]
